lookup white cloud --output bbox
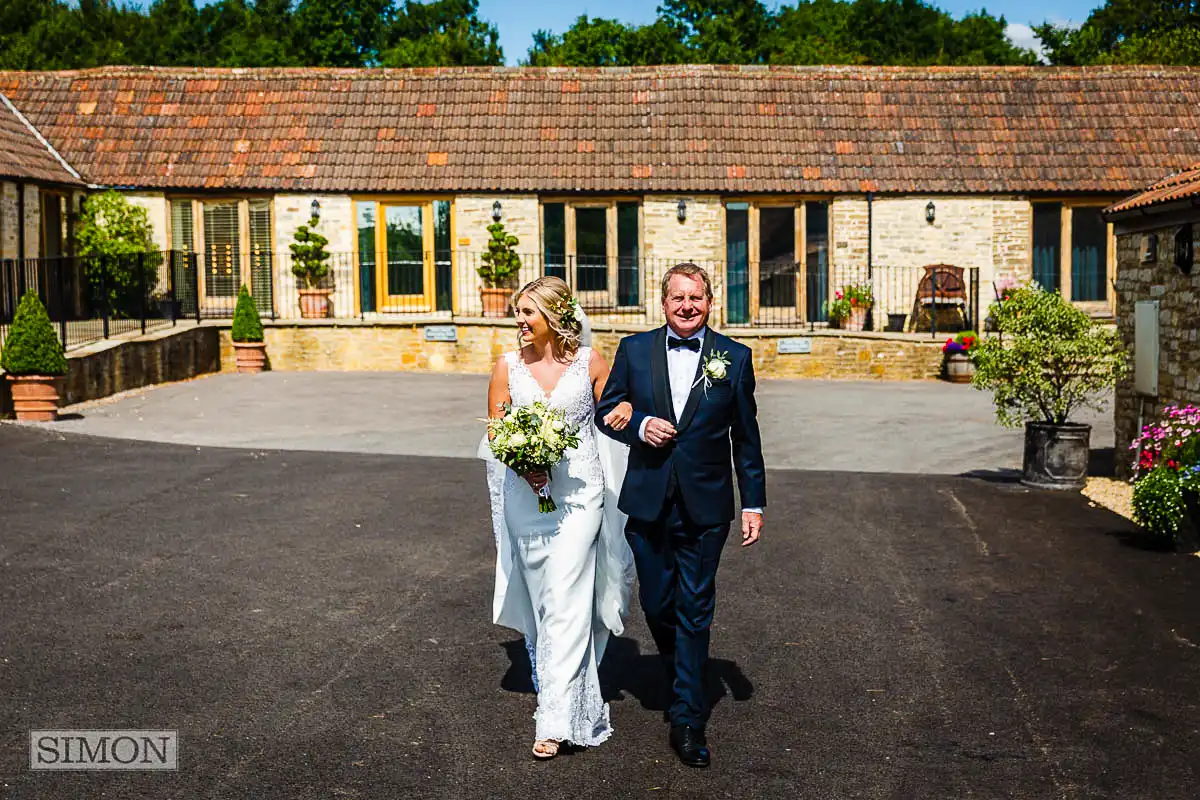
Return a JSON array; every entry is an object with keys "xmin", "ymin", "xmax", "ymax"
[{"xmin": 1006, "ymin": 23, "xmax": 1047, "ymax": 61}]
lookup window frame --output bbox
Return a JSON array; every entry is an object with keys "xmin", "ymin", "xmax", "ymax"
[
  {"xmin": 722, "ymin": 197, "xmax": 830, "ymax": 326},
  {"xmin": 167, "ymin": 195, "xmax": 275, "ymax": 312},
  {"xmin": 1029, "ymin": 198, "xmax": 1119, "ymax": 316},
  {"xmin": 538, "ymin": 197, "xmax": 644, "ymax": 310},
  {"xmin": 351, "ymin": 195, "xmax": 455, "ymax": 316}
]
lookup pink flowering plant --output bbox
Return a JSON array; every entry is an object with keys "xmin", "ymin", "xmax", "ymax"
[{"xmin": 1130, "ymin": 405, "xmax": 1200, "ymax": 541}]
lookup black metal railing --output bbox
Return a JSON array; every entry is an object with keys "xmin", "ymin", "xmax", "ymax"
[{"xmin": 1, "ymin": 248, "xmax": 982, "ymax": 352}]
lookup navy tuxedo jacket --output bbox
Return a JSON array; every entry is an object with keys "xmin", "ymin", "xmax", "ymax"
[{"xmin": 595, "ymin": 326, "xmax": 766, "ymax": 527}]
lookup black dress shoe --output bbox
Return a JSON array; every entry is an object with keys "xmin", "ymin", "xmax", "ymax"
[{"xmin": 669, "ymin": 725, "xmax": 710, "ymax": 768}]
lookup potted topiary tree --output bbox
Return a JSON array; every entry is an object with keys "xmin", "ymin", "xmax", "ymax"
[
  {"xmin": 290, "ymin": 215, "xmax": 332, "ymax": 319},
  {"xmin": 230, "ymin": 285, "xmax": 267, "ymax": 373},
  {"xmin": 1, "ymin": 291, "xmax": 69, "ymax": 421},
  {"xmin": 971, "ymin": 286, "xmax": 1127, "ymax": 490},
  {"xmin": 477, "ymin": 221, "xmax": 521, "ymax": 318}
]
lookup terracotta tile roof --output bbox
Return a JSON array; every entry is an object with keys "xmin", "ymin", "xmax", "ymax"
[
  {"xmin": 1105, "ymin": 162, "xmax": 1200, "ymax": 217},
  {"xmin": 1, "ymin": 65, "xmax": 1198, "ymax": 195},
  {"xmin": 0, "ymin": 91, "xmax": 80, "ymax": 185}
]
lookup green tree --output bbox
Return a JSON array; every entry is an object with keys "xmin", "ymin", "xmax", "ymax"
[
  {"xmin": 380, "ymin": 0, "xmax": 503, "ymax": 66},
  {"xmin": 659, "ymin": 0, "xmax": 772, "ymax": 63},
  {"xmin": 293, "ymin": 0, "xmax": 391, "ymax": 66},
  {"xmin": 525, "ymin": 15, "xmax": 686, "ymax": 66},
  {"xmin": 1035, "ymin": 0, "xmax": 1200, "ymax": 65},
  {"xmin": 0, "ymin": 292, "xmax": 69, "ymax": 377},
  {"xmin": 76, "ymin": 190, "xmax": 158, "ymax": 316}
]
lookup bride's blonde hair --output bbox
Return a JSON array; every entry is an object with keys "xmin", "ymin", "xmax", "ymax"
[{"xmin": 514, "ymin": 276, "xmax": 582, "ymax": 359}]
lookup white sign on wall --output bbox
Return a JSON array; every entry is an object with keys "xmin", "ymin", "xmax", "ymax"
[
  {"xmin": 424, "ymin": 325, "xmax": 458, "ymax": 343},
  {"xmin": 777, "ymin": 337, "xmax": 813, "ymax": 355}
]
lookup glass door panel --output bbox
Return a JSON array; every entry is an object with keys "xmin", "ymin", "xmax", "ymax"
[
  {"xmin": 434, "ymin": 200, "xmax": 452, "ymax": 312},
  {"xmin": 574, "ymin": 207, "xmax": 608, "ymax": 296},
  {"xmin": 1071, "ymin": 207, "xmax": 1107, "ymax": 302},
  {"xmin": 543, "ymin": 203, "xmax": 567, "ymax": 280},
  {"xmin": 1032, "ymin": 203, "xmax": 1061, "ymax": 293},
  {"xmin": 806, "ymin": 202, "xmax": 829, "ymax": 322},
  {"xmin": 758, "ymin": 207, "xmax": 797, "ymax": 315},
  {"xmin": 380, "ymin": 204, "xmax": 430, "ymax": 310},
  {"xmin": 725, "ymin": 203, "xmax": 750, "ymax": 325},
  {"xmin": 356, "ymin": 202, "xmax": 376, "ymax": 313}
]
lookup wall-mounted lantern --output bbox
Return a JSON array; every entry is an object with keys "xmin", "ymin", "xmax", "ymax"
[
  {"xmin": 677, "ymin": 198, "xmax": 687, "ymax": 223},
  {"xmin": 925, "ymin": 201, "xmax": 936, "ymax": 224},
  {"xmin": 310, "ymin": 198, "xmax": 321, "ymax": 222},
  {"xmin": 492, "ymin": 200, "xmax": 502, "ymax": 223},
  {"xmin": 1176, "ymin": 225, "xmax": 1194, "ymax": 275}
]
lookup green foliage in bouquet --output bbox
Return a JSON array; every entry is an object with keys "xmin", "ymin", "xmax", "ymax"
[
  {"xmin": 290, "ymin": 215, "xmax": 331, "ymax": 290},
  {"xmin": 970, "ymin": 286, "xmax": 1127, "ymax": 427},
  {"xmin": 230, "ymin": 284, "xmax": 264, "ymax": 343},
  {"xmin": 485, "ymin": 400, "xmax": 581, "ymax": 512},
  {"xmin": 1, "ymin": 292, "xmax": 68, "ymax": 376},
  {"xmin": 478, "ymin": 222, "xmax": 521, "ymax": 289}
]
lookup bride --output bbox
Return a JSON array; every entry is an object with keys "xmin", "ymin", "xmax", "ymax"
[{"xmin": 480, "ymin": 276, "xmax": 635, "ymax": 759}]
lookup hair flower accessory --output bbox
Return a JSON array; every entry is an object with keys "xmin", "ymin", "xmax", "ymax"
[
  {"xmin": 556, "ymin": 297, "xmax": 582, "ymax": 330},
  {"xmin": 693, "ymin": 350, "xmax": 731, "ymax": 395}
]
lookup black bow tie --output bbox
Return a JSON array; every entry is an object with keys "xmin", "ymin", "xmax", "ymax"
[{"xmin": 667, "ymin": 337, "xmax": 701, "ymax": 352}]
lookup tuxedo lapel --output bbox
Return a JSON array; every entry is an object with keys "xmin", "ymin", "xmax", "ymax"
[
  {"xmin": 650, "ymin": 326, "xmax": 675, "ymax": 425},
  {"xmin": 676, "ymin": 327, "xmax": 716, "ymax": 432}
]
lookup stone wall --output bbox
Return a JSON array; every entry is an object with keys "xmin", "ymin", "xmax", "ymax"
[
  {"xmin": 274, "ymin": 194, "xmax": 357, "ymax": 319},
  {"xmin": 126, "ymin": 193, "xmax": 170, "ymax": 252},
  {"xmin": 454, "ymin": 194, "xmax": 540, "ymax": 314},
  {"xmin": 1, "ymin": 181, "xmax": 42, "ymax": 259},
  {"xmin": 218, "ymin": 321, "xmax": 946, "ymax": 381},
  {"xmin": 643, "ymin": 195, "xmax": 723, "ymax": 324},
  {"xmin": 1, "ymin": 325, "xmax": 220, "ymax": 416},
  {"xmin": 1113, "ymin": 221, "xmax": 1200, "ymax": 477}
]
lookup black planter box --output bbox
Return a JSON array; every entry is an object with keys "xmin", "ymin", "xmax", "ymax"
[{"xmin": 1022, "ymin": 422, "xmax": 1091, "ymax": 491}]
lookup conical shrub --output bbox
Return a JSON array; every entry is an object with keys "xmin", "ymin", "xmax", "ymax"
[
  {"xmin": 230, "ymin": 285, "xmax": 264, "ymax": 343},
  {"xmin": 1, "ymin": 291, "xmax": 68, "ymax": 376}
]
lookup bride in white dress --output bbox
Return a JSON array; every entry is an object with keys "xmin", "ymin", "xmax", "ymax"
[{"xmin": 480, "ymin": 276, "xmax": 635, "ymax": 759}]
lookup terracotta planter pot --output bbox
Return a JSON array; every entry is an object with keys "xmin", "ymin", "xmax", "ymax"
[
  {"xmin": 480, "ymin": 287, "xmax": 512, "ymax": 318},
  {"xmin": 1022, "ymin": 422, "xmax": 1090, "ymax": 491},
  {"xmin": 298, "ymin": 288, "xmax": 332, "ymax": 319},
  {"xmin": 840, "ymin": 306, "xmax": 869, "ymax": 332},
  {"xmin": 6, "ymin": 374, "xmax": 65, "ymax": 422},
  {"xmin": 232, "ymin": 341, "xmax": 268, "ymax": 374},
  {"xmin": 944, "ymin": 352, "xmax": 975, "ymax": 383}
]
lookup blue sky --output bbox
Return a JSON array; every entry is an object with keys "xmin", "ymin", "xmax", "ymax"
[{"xmin": 479, "ymin": 0, "xmax": 1097, "ymax": 64}]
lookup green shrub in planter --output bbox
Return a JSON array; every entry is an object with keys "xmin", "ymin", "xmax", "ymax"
[
  {"xmin": 0, "ymin": 292, "xmax": 68, "ymax": 376},
  {"xmin": 230, "ymin": 285, "xmax": 264, "ymax": 343}
]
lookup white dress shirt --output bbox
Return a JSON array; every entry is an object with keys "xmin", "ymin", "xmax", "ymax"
[{"xmin": 636, "ymin": 326, "xmax": 762, "ymax": 515}]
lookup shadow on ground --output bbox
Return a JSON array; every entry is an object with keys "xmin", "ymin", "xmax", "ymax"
[{"xmin": 1, "ymin": 425, "xmax": 1197, "ymax": 799}]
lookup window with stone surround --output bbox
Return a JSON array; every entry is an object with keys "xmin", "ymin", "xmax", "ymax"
[
  {"xmin": 1030, "ymin": 200, "xmax": 1116, "ymax": 313},
  {"xmin": 540, "ymin": 200, "xmax": 642, "ymax": 309},
  {"xmin": 168, "ymin": 197, "xmax": 273, "ymax": 312},
  {"xmin": 725, "ymin": 200, "xmax": 829, "ymax": 325}
]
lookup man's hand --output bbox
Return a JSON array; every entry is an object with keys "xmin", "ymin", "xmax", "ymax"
[
  {"xmin": 642, "ymin": 417, "xmax": 677, "ymax": 447},
  {"xmin": 603, "ymin": 401, "xmax": 634, "ymax": 431},
  {"xmin": 741, "ymin": 511, "xmax": 763, "ymax": 547}
]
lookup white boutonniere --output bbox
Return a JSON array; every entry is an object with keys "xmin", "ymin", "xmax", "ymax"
[{"xmin": 693, "ymin": 350, "xmax": 731, "ymax": 395}]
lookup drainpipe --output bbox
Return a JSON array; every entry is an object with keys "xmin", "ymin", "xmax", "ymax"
[{"xmin": 866, "ymin": 191, "xmax": 874, "ymax": 329}]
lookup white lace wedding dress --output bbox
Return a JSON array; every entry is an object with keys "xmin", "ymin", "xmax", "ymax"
[{"xmin": 480, "ymin": 346, "xmax": 634, "ymax": 747}]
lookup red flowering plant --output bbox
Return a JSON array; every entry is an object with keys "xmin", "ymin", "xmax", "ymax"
[
  {"xmin": 942, "ymin": 330, "xmax": 979, "ymax": 356},
  {"xmin": 825, "ymin": 282, "xmax": 874, "ymax": 324},
  {"xmin": 1130, "ymin": 405, "xmax": 1200, "ymax": 541}
]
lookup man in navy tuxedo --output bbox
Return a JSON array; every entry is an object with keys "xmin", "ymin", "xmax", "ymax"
[{"xmin": 596, "ymin": 262, "xmax": 766, "ymax": 768}]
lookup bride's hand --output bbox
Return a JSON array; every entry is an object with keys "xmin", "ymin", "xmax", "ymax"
[
  {"xmin": 523, "ymin": 470, "xmax": 549, "ymax": 493},
  {"xmin": 603, "ymin": 402, "xmax": 633, "ymax": 431}
]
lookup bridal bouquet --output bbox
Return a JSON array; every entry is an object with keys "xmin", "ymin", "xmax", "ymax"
[{"xmin": 485, "ymin": 401, "xmax": 581, "ymax": 513}]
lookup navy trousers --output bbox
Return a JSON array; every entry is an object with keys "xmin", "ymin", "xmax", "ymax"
[{"xmin": 625, "ymin": 489, "xmax": 730, "ymax": 728}]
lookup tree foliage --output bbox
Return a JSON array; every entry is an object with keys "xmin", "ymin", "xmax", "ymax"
[
  {"xmin": 231, "ymin": 284, "xmax": 264, "ymax": 342},
  {"xmin": 0, "ymin": 0, "xmax": 503, "ymax": 68},
  {"xmin": 1035, "ymin": 0, "xmax": 1200, "ymax": 65},
  {"xmin": 970, "ymin": 287, "xmax": 1128, "ymax": 427},
  {"xmin": 527, "ymin": 0, "xmax": 1039, "ymax": 66}
]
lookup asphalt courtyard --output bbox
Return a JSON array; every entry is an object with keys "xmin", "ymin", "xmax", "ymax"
[{"xmin": 2, "ymin": 375, "xmax": 1198, "ymax": 799}]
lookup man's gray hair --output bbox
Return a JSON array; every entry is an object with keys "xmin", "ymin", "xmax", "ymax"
[{"xmin": 661, "ymin": 262, "xmax": 714, "ymax": 302}]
